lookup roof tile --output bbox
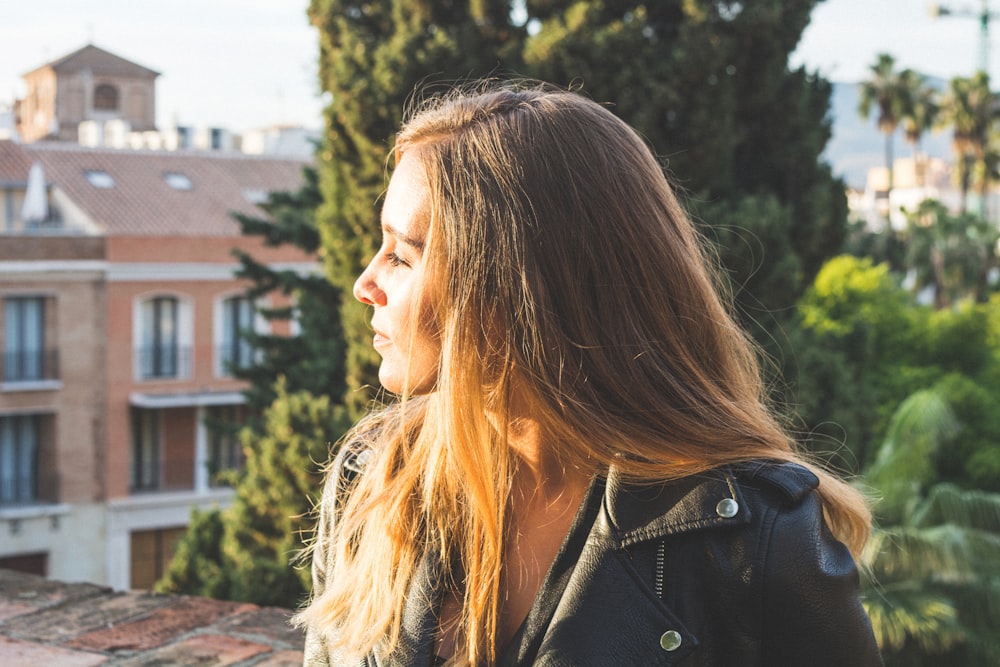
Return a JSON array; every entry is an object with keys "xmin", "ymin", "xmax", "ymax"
[{"xmin": 23, "ymin": 143, "xmax": 309, "ymax": 237}]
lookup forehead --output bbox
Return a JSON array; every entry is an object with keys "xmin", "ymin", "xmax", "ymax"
[{"xmin": 382, "ymin": 150, "xmax": 431, "ymax": 237}]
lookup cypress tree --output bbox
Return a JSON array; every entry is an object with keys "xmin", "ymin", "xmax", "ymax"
[
  {"xmin": 158, "ymin": 168, "xmax": 349, "ymax": 606},
  {"xmin": 307, "ymin": 0, "xmax": 523, "ymax": 415},
  {"xmin": 158, "ymin": 381, "xmax": 346, "ymax": 607},
  {"xmin": 521, "ymin": 0, "xmax": 846, "ymax": 316},
  {"xmin": 231, "ymin": 165, "xmax": 346, "ymax": 415}
]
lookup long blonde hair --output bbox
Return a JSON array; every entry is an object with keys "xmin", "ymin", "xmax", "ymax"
[{"xmin": 298, "ymin": 82, "xmax": 871, "ymax": 665}]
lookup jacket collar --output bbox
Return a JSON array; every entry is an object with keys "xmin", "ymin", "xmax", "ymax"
[{"xmin": 603, "ymin": 465, "xmax": 751, "ymax": 547}]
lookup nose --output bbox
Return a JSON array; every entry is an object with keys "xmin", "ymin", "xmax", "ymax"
[{"xmin": 354, "ymin": 260, "xmax": 387, "ymax": 306}]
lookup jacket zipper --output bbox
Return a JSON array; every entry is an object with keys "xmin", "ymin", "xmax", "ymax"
[{"xmin": 655, "ymin": 540, "xmax": 666, "ymax": 599}]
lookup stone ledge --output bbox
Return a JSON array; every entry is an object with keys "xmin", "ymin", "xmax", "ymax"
[{"xmin": 0, "ymin": 569, "xmax": 304, "ymax": 666}]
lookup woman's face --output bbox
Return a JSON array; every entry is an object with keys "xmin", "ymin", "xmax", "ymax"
[{"xmin": 353, "ymin": 151, "xmax": 441, "ymax": 394}]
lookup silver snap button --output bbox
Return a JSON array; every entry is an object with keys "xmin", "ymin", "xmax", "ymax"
[
  {"xmin": 716, "ymin": 497, "xmax": 739, "ymax": 518},
  {"xmin": 660, "ymin": 630, "xmax": 683, "ymax": 651}
]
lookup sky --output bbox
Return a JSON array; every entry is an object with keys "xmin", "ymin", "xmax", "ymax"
[{"xmin": 0, "ymin": 0, "xmax": 989, "ymax": 133}]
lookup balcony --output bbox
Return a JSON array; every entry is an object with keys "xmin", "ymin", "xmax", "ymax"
[
  {"xmin": 1, "ymin": 349, "xmax": 59, "ymax": 389},
  {"xmin": 134, "ymin": 345, "xmax": 192, "ymax": 380},
  {"xmin": 0, "ymin": 465, "xmax": 59, "ymax": 511},
  {"xmin": 216, "ymin": 343, "xmax": 257, "ymax": 377}
]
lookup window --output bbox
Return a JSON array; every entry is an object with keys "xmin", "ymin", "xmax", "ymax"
[
  {"xmin": 130, "ymin": 407, "xmax": 160, "ymax": 492},
  {"xmin": 218, "ymin": 296, "xmax": 255, "ymax": 376},
  {"xmin": 0, "ymin": 552, "xmax": 47, "ymax": 576},
  {"xmin": 84, "ymin": 170, "xmax": 115, "ymax": 189},
  {"xmin": 93, "ymin": 83, "xmax": 119, "ymax": 111},
  {"xmin": 205, "ymin": 405, "xmax": 246, "ymax": 486},
  {"xmin": 130, "ymin": 527, "xmax": 185, "ymax": 589},
  {"xmin": 0, "ymin": 415, "xmax": 38, "ymax": 505},
  {"xmin": 163, "ymin": 172, "xmax": 192, "ymax": 191},
  {"xmin": 139, "ymin": 297, "xmax": 179, "ymax": 379},
  {"xmin": 241, "ymin": 188, "xmax": 268, "ymax": 205},
  {"xmin": 3, "ymin": 296, "xmax": 54, "ymax": 383}
]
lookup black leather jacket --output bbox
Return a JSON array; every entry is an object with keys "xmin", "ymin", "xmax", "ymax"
[{"xmin": 304, "ymin": 448, "xmax": 883, "ymax": 666}]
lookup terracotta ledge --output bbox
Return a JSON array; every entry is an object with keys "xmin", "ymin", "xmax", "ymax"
[{"xmin": 0, "ymin": 569, "xmax": 304, "ymax": 666}]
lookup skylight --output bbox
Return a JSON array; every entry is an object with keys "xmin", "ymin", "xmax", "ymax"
[
  {"xmin": 164, "ymin": 172, "xmax": 193, "ymax": 191},
  {"xmin": 241, "ymin": 188, "xmax": 268, "ymax": 205},
  {"xmin": 84, "ymin": 170, "xmax": 115, "ymax": 188}
]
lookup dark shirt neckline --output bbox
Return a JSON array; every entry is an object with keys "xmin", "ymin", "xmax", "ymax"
[{"xmin": 495, "ymin": 474, "xmax": 606, "ymax": 667}]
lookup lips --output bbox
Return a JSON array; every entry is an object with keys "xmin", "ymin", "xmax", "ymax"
[{"xmin": 372, "ymin": 328, "xmax": 390, "ymax": 349}]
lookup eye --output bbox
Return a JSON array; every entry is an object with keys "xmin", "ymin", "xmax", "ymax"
[{"xmin": 385, "ymin": 251, "xmax": 410, "ymax": 268}]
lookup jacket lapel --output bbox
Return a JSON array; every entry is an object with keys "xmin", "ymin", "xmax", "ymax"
[{"xmin": 532, "ymin": 466, "xmax": 751, "ymax": 666}]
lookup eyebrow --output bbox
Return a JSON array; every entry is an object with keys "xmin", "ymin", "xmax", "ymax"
[{"xmin": 384, "ymin": 224, "xmax": 425, "ymax": 252}]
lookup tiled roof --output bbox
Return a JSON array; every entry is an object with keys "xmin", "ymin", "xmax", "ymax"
[
  {"xmin": 0, "ymin": 569, "xmax": 304, "ymax": 665},
  {"xmin": 0, "ymin": 141, "xmax": 33, "ymax": 185},
  {"xmin": 24, "ymin": 44, "xmax": 160, "ymax": 79},
  {"xmin": 22, "ymin": 143, "xmax": 310, "ymax": 237}
]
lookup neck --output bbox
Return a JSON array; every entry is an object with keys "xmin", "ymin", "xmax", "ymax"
[{"xmin": 502, "ymin": 394, "xmax": 591, "ymax": 506}]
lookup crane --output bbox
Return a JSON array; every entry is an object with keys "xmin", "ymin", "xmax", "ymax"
[{"xmin": 930, "ymin": 0, "xmax": 1000, "ymax": 76}]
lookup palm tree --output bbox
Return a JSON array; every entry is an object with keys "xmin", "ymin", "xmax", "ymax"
[
  {"xmin": 939, "ymin": 72, "xmax": 997, "ymax": 216},
  {"xmin": 899, "ymin": 70, "xmax": 940, "ymax": 188},
  {"xmin": 903, "ymin": 199, "xmax": 999, "ymax": 308},
  {"xmin": 861, "ymin": 389, "xmax": 1000, "ymax": 665},
  {"xmin": 859, "ymin": 53, "xmax": 910, "ymax": 204}
]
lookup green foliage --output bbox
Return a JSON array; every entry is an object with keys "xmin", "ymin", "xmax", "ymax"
[
  {"xmin": 932, "ymin": 374, "xmax": 1000, "ymax": 492},
  {"xmin": 798, "ymin": 255, "xmax": 909, "ymax": 338},
  {"xmin": 158, "ymin": 380, "xmax": 348, "ymax": 607},
  {"xmin": 864, "ymin": 390, "xmax": 958, "ymax": 524},
  {"xmin": 308, "ymin": 0, "xmax": 522, "ymax": 417},
  {"xmin": 861, "ymin": 393, "xmax": 1000, "ymax": 665},
  {"xmin": 901, "ymin": 199, "xmax": 998, "ymax": 308},
  {"xmin": 790, "ymin": 254, "xmax": 1000, "ymax": 487},
  {"xmin": 160, "ymin": 167, "xmax": 350, "ymax": 606},
  {"xmin": 309, "ymin": 0, "xmax": 848, "ymax": 415},
  {"xmin": 790, "ymin": 256, "xmax": 918, "ymax": 470},
  {"xmin": 231, "ymin": 166, "xmax": 347, "ymax": 417},
  {"xmin": 523, "ymin": 0, "xmax": 844, "ymax": 299},
  {"xmin": 693, "ymin": 194, "xmax": 800, "ymax": 341},
  {"xmin": 222, "ymin": 383, "xmax": 348, "ymax": 604},
  {"xmin": 155, "ymin": 508, "xmax": 229, "ymax": 600}
]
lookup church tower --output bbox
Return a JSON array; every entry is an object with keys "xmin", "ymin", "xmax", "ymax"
[{"xmin": 16, "ymin": 44, "xmax": 159, "ymax": 143}]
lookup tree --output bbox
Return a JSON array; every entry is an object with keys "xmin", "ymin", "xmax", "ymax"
[
  {"xmin": 158, "ymin": 380, "xmax": 348, "ymax": 607},
  {"xmin": 860, "ymin": 390, "xmax": 1000, "ymax": 666},
  {"xmin": 791, "ymin": 251, "xmax": 1000, "ymax": 481},
  {"xmin": 308, "ymin": 1, "xmax": 851, "ymax": 405},
  {"xmin": 231, "ymin": 166, "xmax": 346, "ymax": 416},
  {"xmin": 858, "ymin": 53, "xmax": 909, "ymax": 204},
  {"xmin": 792, "ymin": 255, "xmax": 919, "ymax": 470},
  {"xmin": 308, "ymin": 0, "xmax": 523, "ymax": 416},
  {"xmin": 939, "ymin": 72, "xmax": 997, "ymax": 215},
  {"xmin": 159, "ymin": 167, "xmax": 351, "ymax": 605},
  {"xmin": 899, "ymin": 69, "xmax": 940, "ymax": 188},
  {"xmin": 522, "ymin": 0, "xmax": 847, "ymax": 313},
  {"xmin": 902, "ymin": 199, "xmax": 998, "ymax": 308}
]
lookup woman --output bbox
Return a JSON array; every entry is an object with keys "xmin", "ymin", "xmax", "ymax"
[{"xmin": 297, "ymin": 82, "xmax": 882, "ymax": 666}]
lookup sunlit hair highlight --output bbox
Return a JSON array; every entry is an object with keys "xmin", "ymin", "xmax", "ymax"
[{"xmin": 296, "ymin": 81, "xmax": 871, "ymax": 665}]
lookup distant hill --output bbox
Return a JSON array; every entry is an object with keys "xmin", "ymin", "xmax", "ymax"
[{"xmin": 826, "ymin": 80, "xmax": 952, "ymax": 189}]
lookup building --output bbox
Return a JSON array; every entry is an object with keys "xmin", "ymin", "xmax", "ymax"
[
  {"xmin": 0, "ymin": 139, "xmax": 314, "ymax": 589},
  {"xmin": 16, "ymin": 44, "xmax": 159, "ymax": 144},
  {"xmin": 854, "ymin": 154, "xmax": 1000, "ymax": 229}
]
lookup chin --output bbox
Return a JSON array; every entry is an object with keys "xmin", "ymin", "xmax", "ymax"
[{"xmin": 378, "ymin": 367, "xmax": 437, "ymax": 396}]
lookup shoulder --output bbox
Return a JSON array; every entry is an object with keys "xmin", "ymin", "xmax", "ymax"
[
  {"xmin": 604, "ymin": 458, "xmax": 821, "ymax": 544},
  {"xmin": 731, "ymin": 459, "xmax": 819, "ymax": 505}
]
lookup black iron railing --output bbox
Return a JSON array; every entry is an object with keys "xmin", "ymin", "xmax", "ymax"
[
  {"xmin": 134, "ymin": 346, "xmax": 191, "ymax": 380},
  {"xmin": 1, "ymin": 349, "xmax": 59, "ymax": 383}
]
